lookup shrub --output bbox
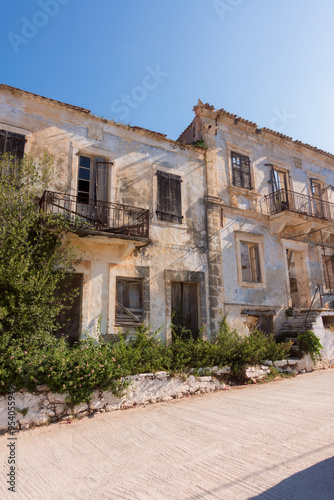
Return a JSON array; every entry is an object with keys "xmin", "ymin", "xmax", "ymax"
[
  {"xmin": 0, "ymin": 153, "xmax": 79, "ymax": 340},
  {"xmin": 0, "ymin": 331, "xmax": 128, "ymax": 405},
  {"xmin": 0, "ymin": 314, "xmax": 294, "ymax": 406},
  {"xmin": 297, "ymin": 330, "xmax": 323, "ymax": 362}
]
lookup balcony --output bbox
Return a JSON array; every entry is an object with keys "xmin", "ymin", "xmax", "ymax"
[
  {"xmin": 39, "ymin": 191, "xmax": 150, "ymax": 239},
  {"xmin": 263, "ymin": 189, "xmax": 334, "ymax": 235},
  {"xmin": 264, "ymin": 189, "xmax": 334, "ymax": 221}
]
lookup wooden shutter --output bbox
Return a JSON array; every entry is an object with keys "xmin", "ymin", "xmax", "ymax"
[
  {"xmin": 95, "ymin": 157, "xmax": 108, "ymax": 202},
  {"xmin": 240, "ymin": 155, "xmax": 252, "ymax": 189},
  {"xmin": 157, "ymin": 171, "xmax": 169, "ymax": 221},
  {"xmin": 249, "ymin": 244, "xmax": 261, "ymax": 283},
  {"xmin": 170, "ymin": 174, "xmax": 182, "ymax": 223},
  {"xmin": 231, "ymin": 152, "xmax": 243, "ymax": 187},
  {"xmin": 0, "ymin": 130, "xmax": 5, "ymax": 155},
  {"xmin": 6, "ymin": 132, "xmax": 26, "ymax": 160},
  {"xmin": 157, "ymin": 171, "xmax": 182, "ymax": 223},
  {"xmin": 323, "ymin": 256, "xmax": 334, "ymax": 290}
]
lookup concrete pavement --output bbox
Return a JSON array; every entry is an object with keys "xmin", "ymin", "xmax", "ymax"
[{"xmin": 1, "ymin": 369, "xmax": 334, "ymax": 499}]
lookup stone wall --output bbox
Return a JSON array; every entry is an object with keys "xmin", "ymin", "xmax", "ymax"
[
  {"xmin": 0, "ymin": 358, "xmax": 324, "ymax": 434},
  {"xmin": 0, "ymin": 372, "xmax": 229, "ymax": 433}
]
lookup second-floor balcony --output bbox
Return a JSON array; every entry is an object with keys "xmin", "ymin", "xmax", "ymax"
[
  {"xmin": 39, "ymin": 190, "xmax": 150, "ymax": 239},
  {"xmin": 264, "ymin": 189, "xmax": 334, "ymax": 223}
]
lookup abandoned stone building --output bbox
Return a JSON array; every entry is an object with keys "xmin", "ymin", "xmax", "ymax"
[{"xmin": 1, "ymin": 84, "xmax": 334, "ymax": 362}]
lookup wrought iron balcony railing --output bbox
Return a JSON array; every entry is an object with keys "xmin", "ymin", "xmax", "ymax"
[
  {"xmin": 39, "ymin": 191, "xmax": 150, "ymax": 238},
  {"xmin": 264, "ymin": 189, "xmax": 334, "ymax": 222}
]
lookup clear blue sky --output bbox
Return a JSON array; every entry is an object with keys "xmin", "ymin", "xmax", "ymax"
[{"xmin": 1, "ymin": 0, "xmax": 334, "ymax": 152}]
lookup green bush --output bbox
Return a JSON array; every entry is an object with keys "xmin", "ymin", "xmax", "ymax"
[
  {"xmin": 0, "ymin": 331, "xmax": 128, "ymax": 405},
  {"xmin": 1, "ymin": 314, "xmax": 294, "ymax": 404},
  {"xmin": 0, "ymin": 153, "xmax": 79, "ymax": 341},
  {"xmin": 297, "ymin": 330, "xmax": 323, "ymax": 362}
]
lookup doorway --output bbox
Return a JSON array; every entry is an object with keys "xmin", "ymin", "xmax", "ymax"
[
  {"xmin": 286, "ymin": 249, "xmax": 311, "ymax": 308},
  {"xmin": 54, "ymin": 274, "xmax": 83, "ymax": 345},
  {"xmin": 171, "ymin": 282, "xmax": 199, "ymax": 340}
]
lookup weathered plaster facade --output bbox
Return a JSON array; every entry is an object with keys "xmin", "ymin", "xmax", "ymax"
[
  {"xmin": 0, "ymin": 85, "xmax": 209, "ymax": 342},
  {"xmin": 179, "ymin": 100, "xmax": 334, "ymax": 362},
  {"xmin": 1, "ymin": 85, "xmax": 334, "ymax": 361}
]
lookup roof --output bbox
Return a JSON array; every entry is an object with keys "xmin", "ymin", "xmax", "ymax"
[
  {"xmin": 192, "ymin": 99, "xmax": 334, "ymax": 161},
  {"xmin": 0, "ymin": 84, "xmax": 200, "ymax": 153}
]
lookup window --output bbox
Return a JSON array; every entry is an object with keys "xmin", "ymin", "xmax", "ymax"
[
  {"xmin": 77, "ymin": 155, "xmax": 112, "ymax": 225},
  {"xmin": 231, "ymin": 152, "xmax": 252, "ymax": 190},
  {"xmin": 310, "ymin": 178, "xmax": 326, "ymax": 218},
  {"xmin": 77, "ymin": 156, "xmax": 91, "ymax": 204},
  {"xmin": 322, "ymin": 255, "xmax": 334, "ymax": 291},
  {"xmin": 269, "ymin": 167, "xmax": 289, "ymax": 210},
  {"xmin": 115, "ymin": 278, "xmax": 143, "ymax": 325},
  {"xmin": 156, "ymin": 170, "xmax": 182, "ymax": 223},
  {"xmin": 0, "ymin": 129, "xmax": 25, "ymax": 160},
  {"xmin": 271, "ymin": 168, "xmax": 288, "ymax": 193},
  {"xmin": 240, "ymin": 241, "xmax": 262, "ymax": 283},
  {"xmin": 77, "ymin": 155, "xmax": 110, "ymax": 204}
]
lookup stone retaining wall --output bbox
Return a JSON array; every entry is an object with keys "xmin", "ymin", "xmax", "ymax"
[{"xmin": 0, "ymin": 357, "xmax": 324, "ymax": 434}]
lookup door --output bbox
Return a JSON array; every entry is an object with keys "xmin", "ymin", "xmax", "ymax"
[
  {"xmin": 77, "ymin": 155, "xmax": 109, "ymax": 227},
  {"xmin": 171, "ymin": 282, "xmax": 199, "ymax": 340},
  {"xmin": 286, "ymin": 250, "xmax": 311, "ymax": 308},
  {"xmin": 271, "ymin": 168, "xmax": 289, "ymax": 211},
  {"xmin": 54, "ymin": 274, "xmax": 83, "ymax": 345},
  {"xmin": 310, "ymin": 179, "xmax": 326, "ymax": 219}
]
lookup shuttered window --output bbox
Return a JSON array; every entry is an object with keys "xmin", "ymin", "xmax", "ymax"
[
  {"xmin": 156, "ymin": 171, "xmax": 182, "ymax": 223},
  {"xmin": 0, "ymin": 129, "xmax": 26, "ymax": 160},
  {"xmin": 240, "ymin": 242, "xmax": 262, "ymax": 283},
  {"xmin": 231, "ymin": 152, "xmax": 252, "ymax": 190},
  {"xmin": 322, "ymin": 256, "xmax": 334, "ymax": 290},
  {"xmin": 115, "ymin": 278, "xmax": 144, "ymax": 325}
]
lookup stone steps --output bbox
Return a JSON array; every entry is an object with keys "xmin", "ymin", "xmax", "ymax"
[{"xmin": 279, "ymin": 310, "xmax": 322, "ymax": 360}]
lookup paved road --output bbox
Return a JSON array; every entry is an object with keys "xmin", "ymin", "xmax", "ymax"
[{"xmin": 1, "ymin": 370, "xmax": 334, "ymax": 500}]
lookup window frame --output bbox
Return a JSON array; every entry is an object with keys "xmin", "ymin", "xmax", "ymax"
[
  {"xmin": 235, "ymin": 232, "xmax": 266, "ymax": 289},
  {"xmin": 231, "ymin": 151, "xmax": 252, "ymax": 190},
  {"xmin": 319, "ymin": 247, "xmax": 334, "ymax": 293},
  {"xmin": 76, "ymin": 153, "xmax": 113, "ymax": 203},
  {"xmin": 0, "ymin": 129, "xmax": 26, "ymax": 160},
  {"xmin": 115, "ymin": 277, "xmax": 144, "ymax": 326},
  {"xmin": 155, "ymin": 170, "xmax": 183, "ymax": 224}
]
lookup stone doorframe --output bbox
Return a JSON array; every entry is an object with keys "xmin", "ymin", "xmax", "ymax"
[
  {"xmin": 282, "ymin": 239, "xmax": 311, "ymax": 309},
  {"xmin": 164, "ymin": 270, "xmax": 207, "ymax": 343}
]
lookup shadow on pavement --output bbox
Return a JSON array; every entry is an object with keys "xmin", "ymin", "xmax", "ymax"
[{"xmin": 249, "ymin": 457, "xmax": 334, "ymax": 500}]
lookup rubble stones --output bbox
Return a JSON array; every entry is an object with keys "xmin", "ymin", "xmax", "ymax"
[{"xmin": 0, "ymin": 357, "xmax": 327, "ymax": 434}]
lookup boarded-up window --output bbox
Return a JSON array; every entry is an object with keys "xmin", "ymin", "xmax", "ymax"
[
  {"xmin": 231, "ymin": 152, "xmax": 252, "ymax": 190},
  {"xmin": 156, "ymin": 171, "xmax": 182, "ymax": 223},
  {"xmin": 171, "ymin": 282, "xmax": 199, "ymax": 340},
  {"xmin": 246, "ymin": 314, "xmax": 273, "ymax": 335},
  {"xmin": 323, "ymin": 255, "xmax": 334, "ymax": 290},
  {"xmin": 0, "ymin": 129, "xmax": 25, "ymax": 160},
  {"xmin": 116, "ymin": 278, "xmax": 144, "ymax": 325},
  {"xmin": 54, "ymin": 274, "xmax": 83, "ymax": 345},
  {"xmin": 240, "ymin": 242, "xmax": 262, "ymax": 283}
]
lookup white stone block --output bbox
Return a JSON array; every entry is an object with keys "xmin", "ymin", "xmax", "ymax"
[
  {"xmin": 154, "ymin": 371, "xmax": 169, "ymax": 379},
  {"xmin": 47, "ymin": 392, "xmax": 68, "ymax": 404},
  {"xmin": 73, "ymin": 402, "xmax": 88, "ymax": 414},
  {"xmin": 215, "ymin": 367, "xmax": 231, "ymax": 375},
  {"xmin": 288, "ymin": 359, "xmax": 299, "ymax": 366},
  {"xmin": 273, "ymin": 360, "xmax": 288, "ymax": 368}
]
